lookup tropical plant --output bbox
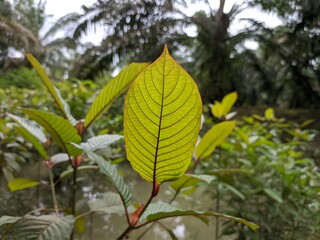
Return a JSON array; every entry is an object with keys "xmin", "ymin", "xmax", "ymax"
[{"xmin": 0, "ymin": 45, "xmax": 258, "ymax": 239}]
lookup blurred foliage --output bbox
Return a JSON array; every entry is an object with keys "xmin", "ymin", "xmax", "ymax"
[
  {"xmin": 195, "ymin": 105, "xmax": 320, "ymax": 239},
  {"xmin": 0, "ymin": 66, "xmax": 41, "ymax": 88}
]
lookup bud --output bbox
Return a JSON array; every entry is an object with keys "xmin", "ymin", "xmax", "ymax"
[{"xmin": 152, "ymin": 183, "xmax": 160, "ymax": 197}]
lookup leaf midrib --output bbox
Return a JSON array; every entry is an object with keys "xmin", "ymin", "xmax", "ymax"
[{"xmin": 153, "ymin": 52, "xmax": 167, "ymax": 184}]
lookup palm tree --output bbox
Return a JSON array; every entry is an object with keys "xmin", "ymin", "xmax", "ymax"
[{"xmin": 0, "ymin": 0, "xmax": 76, "ymax": 78}]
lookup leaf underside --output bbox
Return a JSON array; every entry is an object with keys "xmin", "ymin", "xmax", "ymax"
[
  {"xmin": 4, "ymin": 215, "xmax": 74, "ymax": 240},
  {"xmin": 124, "ymin": 45, "xmax": 202, "ymax": 184},
  {"xmin": 86, "ymin": 151, "xmax": 132, "ymax": 207}
]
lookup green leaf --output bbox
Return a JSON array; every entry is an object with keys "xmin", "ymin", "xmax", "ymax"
[
  {"xmin": 4, "ymin": 215, "xmax": 74, "ymax": 240},
  {"xmin": 196, "ymin": 121, "xmax": 236, "ymax": 159},
  {"xmin": 8, "ymin": 178, "xmax": 40, "ymax": 192},
  {"xmin": 0, "ymin": 216, "xmax": 21, "ymax": 226},
  {"xmin": 74, "ymin": 134, "xmax": 123, "ymax": 151},
  {"xmin": 263, "ymin": 188, "xmax": 283, "ymax": 203},
  {"xmin": 26, "ymin": 54, "xmax": 76, "ymax": 124},
  {"xmin": 88, "ymin": 192, "xmax": 127, "ymax": 214},
  {"xmin": 221, "ymin": 182, "xmax": 246, "ymax": 200},
  {"xmin": 221, "ymin": 92, "xmax": 238, "ymax": 116},
  {"xmin": 14, "ymin": 126, "xmax": 49, "ymax": 160},
  {"xmin": 124, "ymin": 45, "xmax": 202, "ymax": 183},
  {"xmin": 170, "ymin": 174, "xmax": 215, "ymax": 192},
  {"xmin": 264, "ymin": 108, "xmax": 275, "ymax": 120},
  {"xmin": 84, "ymin": 62, "xmax": 148, "ymax": 129},
  {"xmin": 140, "ymin": 202, "xmax": 259, "ymax": 231},
  {"xmin": 21, "ymin": 108, "xmax": 82, "ymax": 156},
  {"xmin": 211, "ymin": 101, "xmax": 224, "ymax": 119},
  {"xmin": 60, "ymin": 165, "xmax": 99, "ymax": 179},
  {"xmin": 86, "ymin": 151, "xmax": 132, "ymax": 207}
]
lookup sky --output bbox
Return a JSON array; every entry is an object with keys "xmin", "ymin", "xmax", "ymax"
[{"xmin": 43, "ymin": 0, "xmax": 283, "ymax": 47}]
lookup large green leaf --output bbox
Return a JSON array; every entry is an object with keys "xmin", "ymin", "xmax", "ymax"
[
  {"xmin": 195, "ymin": 121, "xmax": 236, "ymax": 159},
  {"xmin": 26, "ymin": 54, "xmax": 77, "ymax": 125},
  {"xmin": 86, "ymin": 151, "xmax": 132, "ymax": 207},
  {"xmin": 124, "ymin": 45, "xmax": 202, "ymax": 184},
  {"xmin": 140, "ymin": 202, "xmax": 259, "ymax": 230},
  {"xmin": 21, "ymin": 108, "xmax": 82, "ymax": 156},
  {"xmin": 84, "ymin": 62, "xmax": 148, "ymax": 129},
  {"xmin": 4, "ymin": 215, "xmax": 74, "ymax": 240},
  {"xmin": 8, "ymin": 178, "xmax": 40, "ymax": 192}
]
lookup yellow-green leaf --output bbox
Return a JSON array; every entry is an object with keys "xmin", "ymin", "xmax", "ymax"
[
  {"xmin": 8, "ymin": 178, "xmax": 40, "ymax": 192},
  {"xmin": 264, "ymin": 107, "xmax": 275, "ymax": 120},
  {"xmin": 211, "ymin": 101, "xmax": 224, "ymax": 118},
  {"xmin": 196, "ymin": 121, "xmax": 236, "ymax": 159},
  {"xmin": 26, "ymin": 54, "xmax": 76, "ymax": 124},
  {"xmin": 84, "ymin": 62, "xmax": 148, "ymax": 129},
  {"xmin": 124, "ymin": 45, "xmax": 202, "ymax": 184},
  {"xmin": 21, "ymin": 108, "xmax": 82, "ymax": 156},
  {"xmin": 221, "ymin": 92, "xmax": 237, "ymax": 116}
]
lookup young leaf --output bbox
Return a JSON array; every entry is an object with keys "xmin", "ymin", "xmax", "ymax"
[
  {"xmin": 21, "ymin": 108, "xmax": 82, "ymax": 156},
  {"xmin": 75, "ymin": 134, "xmax": 123, "ymax": 151},
  {"xmin": 26, "ymin": 54, "xmax": 76, "ymax": 124},
  {"xmin": 124, "ymin": 45, "xmax": 202, "ymax": 184},
  {"xmin": 14, "ymin": 126, "xmax": 48, "ymax": 160},
  {"xmin": 84, "ymin": 62, "xmax": 148, "ymax": 129},
  {"xmin": 195, "ymin": 121, "xmax": 236, "ymax": 159},
  {"xmin": 221, "ymin": 92, "xmax": 238, "ymax": 116},
  {"xmin": 8, "ymin": 178, "xmax": 40, "ymax": 192},
  {"xmin": 4, "ymin": 215, "xmax": 74, "ymax": 240},
  {"xmin": 211, "ymin": 101, "xmax": 224, "ymax": 119},
  {"xmin": 140, "ymin": 202, "xmax": 259, "ymax": 231},
  {"xmin": 86, "ymin": 151, "xmax": 132, "ymax": 207}
]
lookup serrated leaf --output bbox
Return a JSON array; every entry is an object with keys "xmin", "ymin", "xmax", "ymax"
[
  {"xmin": 7, "ymin": 113, "xmax": 47, "ymax": 143},
  {"xmin": 124, "ymin": 45, "xmax": 202, "ymax": 184},
  {"xmin": 8, "ymin": 178, "xmax": 40, "ymax": 192},
  {"xmin": 21, "ymin": 108, "xmax": 82, "ymax": 156},
  {"xmin": 4, "ymin": 215, "xmax": 74, "ymax": 240},
  {"xmin": 140, "ymin": 202, "xmax": 259, "ymax": 230},
  {"xmin": 86, "ymin": 151, "xmax": 132, "ymax": 207},
  {"xmin": 196, "ymin": 121, "xmax": 235, "ymax": 159},
  {"xmin": 26, "ymin": 54, "xmax": 76, "ymax": 124},
  {"xmin": 85, "ymin": 62, "xmax": 148, "ymax": 129},
  {"xmin": 14, "ymin": 125, "xmax": 49, "ymax": 160},
  {"xmin": 221, "ymin": 92, "xmax": 237, "ymax": 116},
  {"xmin": 88, "ymin": 192, "xmax": 126, "ymax": 214},
  {"xmin": 0, "ymin": 216, "xmax": 21, "ymax": 226},
  {"xmin": 76, "ymin": 134, "xmax": 123, "ymax": 151}
]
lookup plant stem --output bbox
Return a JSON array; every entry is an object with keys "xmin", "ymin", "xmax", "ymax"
[
  {"xmin": 49, "ymin": 168, "xmax": 59, "ymax": 214},
  {"xmin": 69, "ymin": 165, "xmax": 78, "ymax": 240},
  {"xmin": 117, "ymin": 184, "xmax": 156, "ymax": 240},
  {"xmin": 215, "ymin": 182, "xmax": 220, "ymax": 240}
]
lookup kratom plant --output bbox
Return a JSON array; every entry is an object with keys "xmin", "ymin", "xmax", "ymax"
[{"xmin": 0, "ymin": 45, "xmax": 258, "ymax": 239}]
